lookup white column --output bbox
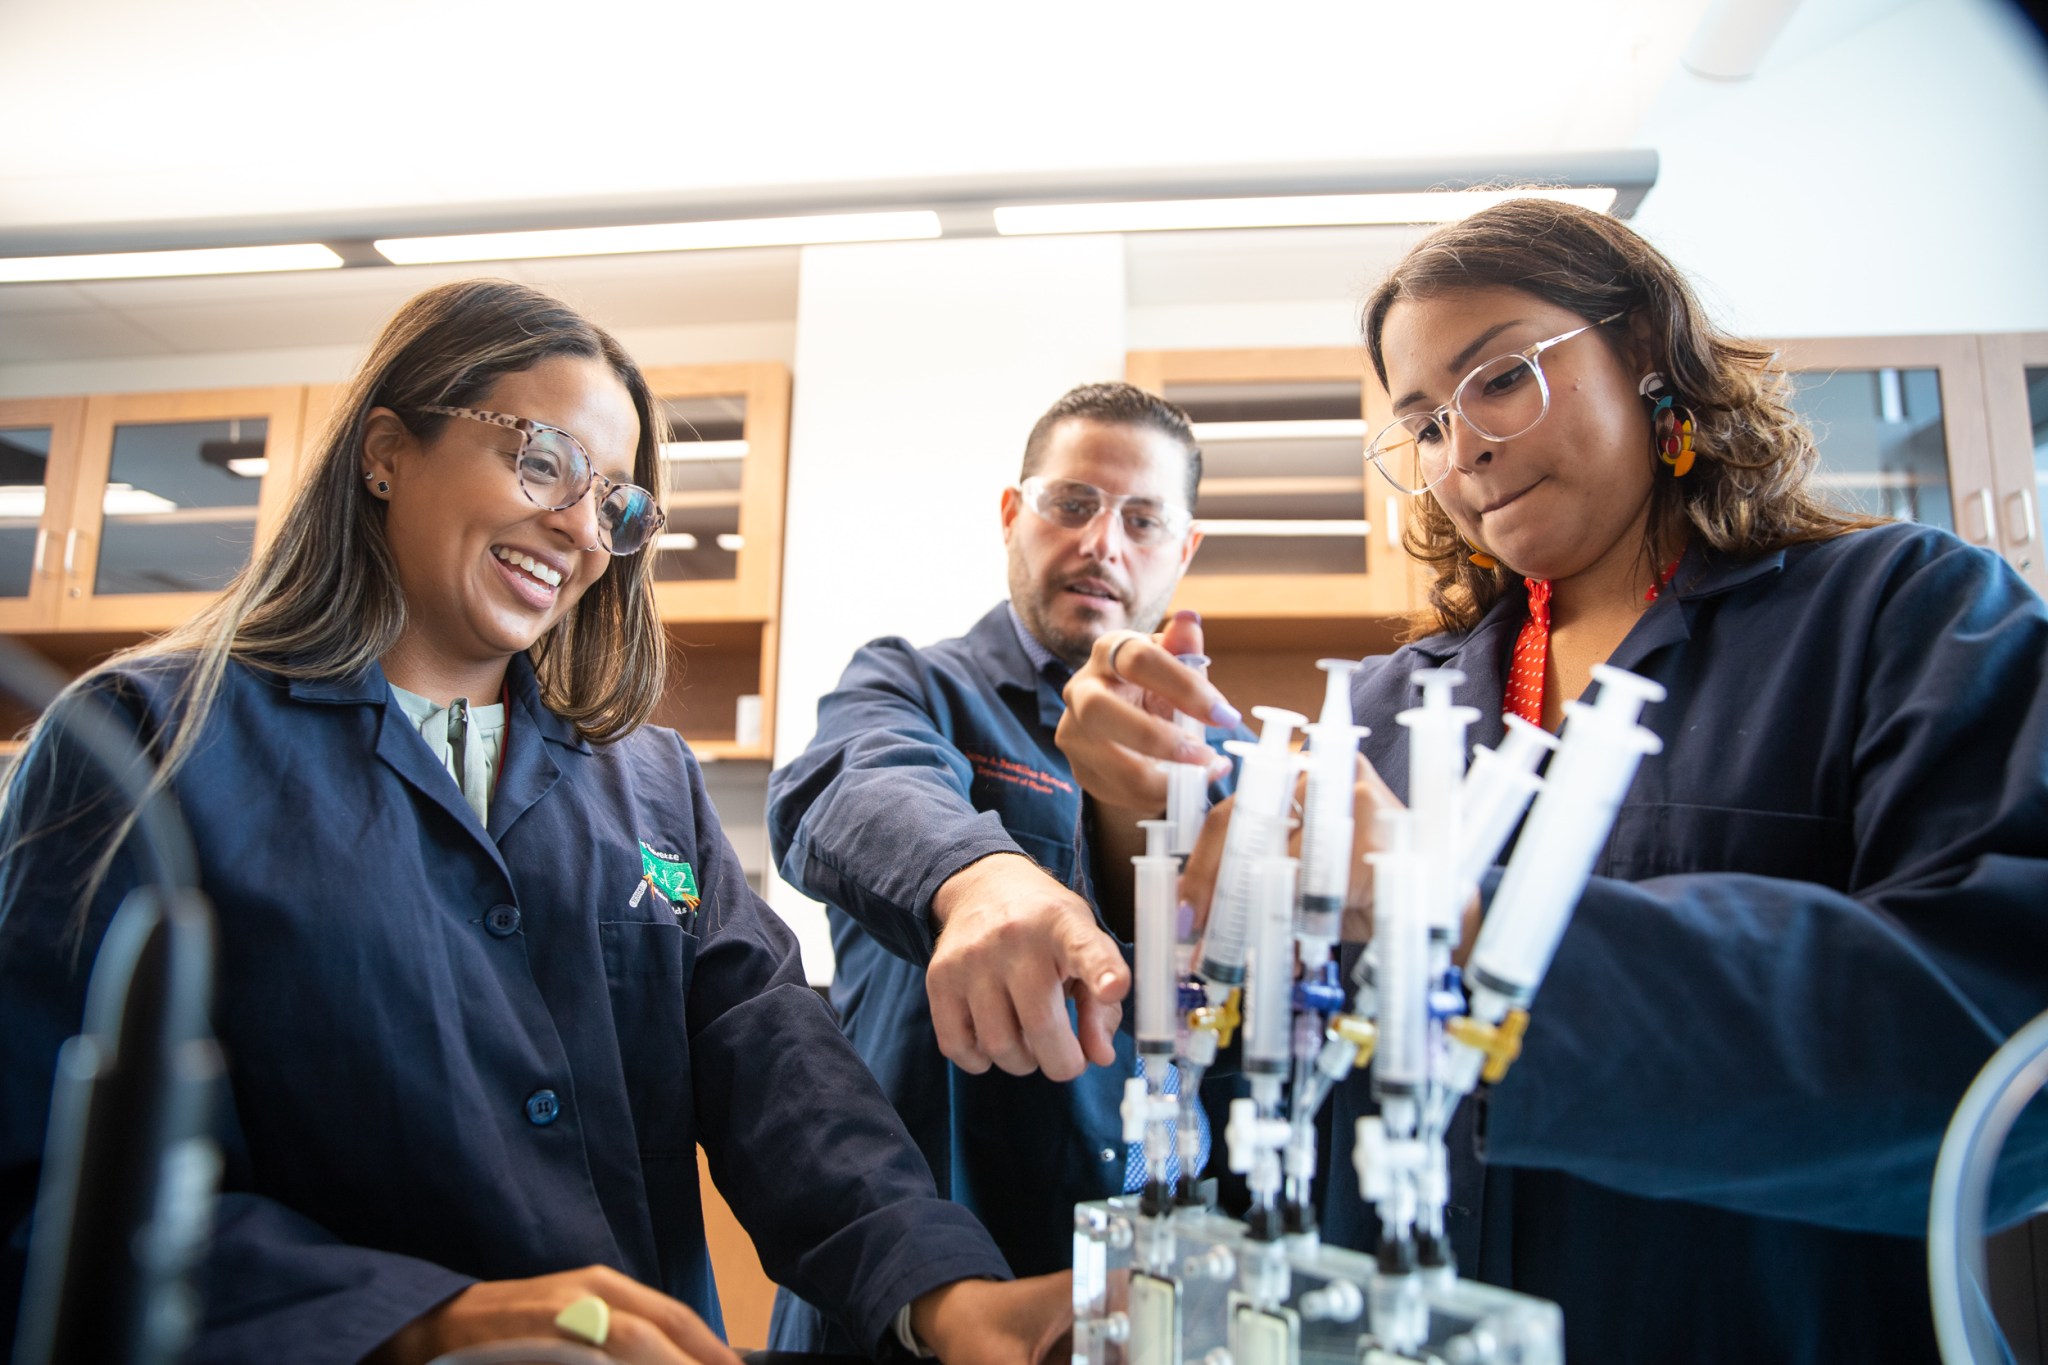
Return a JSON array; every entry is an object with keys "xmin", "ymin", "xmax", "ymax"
[{"xmin": 770, "ymin": 234, "xmax": 1129, "ymax": 981}]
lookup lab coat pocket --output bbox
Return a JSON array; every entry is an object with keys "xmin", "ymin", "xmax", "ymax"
[
  {"xmin": 1602, "ymin": 802, "xmax": 1854, "ymax": 887},
  {"xmin": 600, "ymin": 918, "xmax": 699, "ymax": 1155}
]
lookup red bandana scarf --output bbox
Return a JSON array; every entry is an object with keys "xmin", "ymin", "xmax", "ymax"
[{"xmin": 1504, "ymin": 561, "xmax": 1680, "ymax": 726}]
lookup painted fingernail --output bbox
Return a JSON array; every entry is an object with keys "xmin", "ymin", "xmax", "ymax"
[
  {"xmin": 1176, "ymin": 901, "xmax": 1196, "ymax": 937},
  {"xmin": 1175, "ymin": 609, "xmax": 1200, "ymax": 624},
  {"xmin": 1210, "ymin": 700, "xmax": 1242, "ymax": 728}
]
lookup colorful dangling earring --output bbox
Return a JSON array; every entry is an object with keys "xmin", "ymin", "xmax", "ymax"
[
  {"xmin": 1464, "ymin": 540, "xmax": 1499, "ymax": 570},
  {"xmin": 1639, "ymin": 372, "xmax": 1697, "ymax": 477}
]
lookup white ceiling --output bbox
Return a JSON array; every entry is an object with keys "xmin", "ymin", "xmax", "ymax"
[{"xmin": 0, "ymin": 0, "xmax": 2011, "ymax": 370}]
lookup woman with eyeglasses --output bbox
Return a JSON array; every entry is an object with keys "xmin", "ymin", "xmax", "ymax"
[
  {"xmin": 0, "ymin": 280, "xmax": 1069, "ymax": 1365},
  {"xmin": 1053, "ymin": 200, "xmax": 2048, "ymax": 1362}
]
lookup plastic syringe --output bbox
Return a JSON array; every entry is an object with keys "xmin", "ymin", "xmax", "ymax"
[
  {"xmin": 1297, "ymin": 659, "xmax": 1370, "ymax": 963},
  {"xmin": 1455, "ymin": 714, "xmax": 1557, "ymax": 890},
  {"xmin": 1461, "ymin": 664, "xmax": 1665, "ymax": 1033},
  {"xmin": 1396, "ymin": 668, "xmax": 1478, "ymax": 946},
  {"xmin": 1197, "ymin": 706, "xmax": 1305, "ymax": 992},
  {"xmin": 1122, "ymin": 818, "xmax": 1181, "ymax": 1214},
  {"xmin": 1164, "ymin": 653, "xmax": 1214, "ymax": 859},
  {"xmin": 1367, "ymin": 809, "xmax": 1429, "ymax": 1118}
]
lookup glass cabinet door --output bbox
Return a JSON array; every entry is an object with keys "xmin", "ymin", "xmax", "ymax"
[
  {"xmin": 0, "ymin": 397, "xmax": 85, "ymax": 631},
  {"xmin": 657, "ymin": 393, "xmax": 747, "ymax": 587},
  {"xmin": 1782, "ymin": 365, "xmax": 1956, "ymax": 529},
  {"xmin": 64, "ymin": 388, "xmax": 305, "ymax": 630},
  {"xmin": 94, "ymin": 416, "xmax": 268, "ymax": 595}
]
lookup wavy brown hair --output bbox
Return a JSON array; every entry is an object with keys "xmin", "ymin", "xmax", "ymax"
[{"xmin": 1362, "ymin": 198, "xmax": 1880, "ymax": 636}]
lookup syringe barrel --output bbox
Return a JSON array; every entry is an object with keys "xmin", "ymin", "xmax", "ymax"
[
  {"xmin": 1369, "ymin": 818, "xmax": 1428, "ymax": 1097},
  {"xmin": 1244, "ymin": 855, "xmax": 1298, "ymax": 1074},
  {"xmin": 1298, "ymin": 722, "xmax": 1364, "ymax": 940},
  {"xmin": 1455, "ymin": 747, "xmax": 1543, "ymax": 889},
  {"xmin": 1199, "ymin": 807, "xmax": 1285, "ymax": 984},
  {"xmin": 1134, "ymin": 853, "xmax": 1179, "ymax": 1048},
  {"xmin": 1164, "ymin": 654, "xmax": 1215, "ymax": 857},
  {"xmin": 1468, "ymin": 698, "xmax": 1661, "ymax": 1005}
]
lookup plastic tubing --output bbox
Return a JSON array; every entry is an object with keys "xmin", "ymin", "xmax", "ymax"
[
  {"xmin": 1299, "ymin": 659, "xmax": 1369, "ymax": 955},
  {"xmin": 1133, "ymin": 820, "xmax": 1179, "ymax": 1055},
  {"xmin": 1396, "ymin": 668, "xmax": 1478, "ymax": 942},
  {"xmin": 1199, "ymin": 707, "xmax": 1305, "ymax": 987},
  {"xmin": 1368, "ymin": 810, "xmax": 1428, "ymax": 1105},
  {"xmin": 1244, "ymin": 854, "xmax": 1299, "ymax": 1081},
  {"xmin": 1165, "ymin": 652, "xmax": 1214, "ymax": 859},
  {"xmin": 1929, "ymin": 1007, "xmax": 2048, "ymax": 1365},
  {"xmin": 1464, "ymin": 665, "xmax": 1664, "ymax": 1023}
]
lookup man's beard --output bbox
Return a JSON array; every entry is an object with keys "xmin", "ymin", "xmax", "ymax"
[{"xmin": 1018, "ymin": 575, "xmax": 1176, "ymax": 670}]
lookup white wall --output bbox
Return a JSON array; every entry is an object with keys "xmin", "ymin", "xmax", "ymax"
[
  {"xmin": 767, "ymin": 235, "xmax": 1128, "ymax": 980},
  {"xmin": 1631, "ymin": 0, "xmax": 2048, "ymax": 336}
]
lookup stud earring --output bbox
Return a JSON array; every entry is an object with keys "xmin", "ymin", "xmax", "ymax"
[
  {"xmin": 364, "ymin": 473, "xmax": 390, "ymax": 495},
  {"xmin": 1640, "ymin": 373, "xmax": 1697, "ymax": 478}
]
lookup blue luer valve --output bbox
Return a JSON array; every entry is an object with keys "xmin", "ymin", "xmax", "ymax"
[
  {"xmin": 1178, "ymin": 976, "xmax": 1208, "ymax": 1013},
  {"xmin": 1294, "ymin": 960, "xmax": 1347, "ymax": 1014},
  {"xmin": 1430, "ymin": 964, "xmax": 1466, "ymax": 1021}
]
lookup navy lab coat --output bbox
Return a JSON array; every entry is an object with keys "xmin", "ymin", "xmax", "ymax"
[
  {"xmin": 0, "ymin": 653, "xmax": 1009, "ymax": 1364},
  {"xmin": 767, "ymin": 603, "xmax": 1247, "ymax": 1348},
  {"xmin": 1324, "ymin": 522, "xmax": 2048, "ymax": 1363}
]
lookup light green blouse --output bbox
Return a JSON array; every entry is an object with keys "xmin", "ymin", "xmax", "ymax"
[{"xmin": 389, "ymin": 684, "xmax": 507, "ymax": 828}]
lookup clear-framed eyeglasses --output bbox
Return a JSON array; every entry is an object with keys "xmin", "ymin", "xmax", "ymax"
[
  {"xmin": 1017, "ymin": 475, "xmax": 1193, "ymax": 549},
  {"xmin": 1365, "ymin": 311, "xmax": 1627, "ymax": 496},
  {"xmin": 416, "ymin": 405, "xmax": 667, "ymax": 556}
]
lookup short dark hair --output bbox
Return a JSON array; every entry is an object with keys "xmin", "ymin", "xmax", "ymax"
[{"xmin": 1020, "ymin": 382, "xmax": 1202, "ymax": 509}]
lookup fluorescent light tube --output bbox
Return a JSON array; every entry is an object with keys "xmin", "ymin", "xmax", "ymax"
[
  {"xmin": 102, "ymin": 483, "xmax": 179, "ymax": 515},
  {"xmin": 994, "ymin": 188, "xmax": 1619, "ymax": 236},
  {"xmin": 656, "ymin": 532, "xmax": 700, "ymax": 552},
  {"xmin": 1193, "ymin": 419, "xmax": 1368, "ymax": 442},
  {"xmin": 0, "ymin": 485, "xmax": 47, "ymax": 518},
  {"xmin": 0, "ymin": 243, "xmax": 344, "ymax": 283},
  {"xmin": 661, "ymin": 440, "xmax": 750, "ymax": 463},
  {"xmin": 1197, "ymin": 519, "xmax": 1371, "ymax": 537},
  {"xmin": 377, "ymin": 211, "xmax": 942, "ymax": 265},
  {"xmin": 715, "ymin": 534, "xmax": 744, "ymax": 552},
  {"xmin": 224, "ymin": 457, "xmax": 271, "ymax": 478}
]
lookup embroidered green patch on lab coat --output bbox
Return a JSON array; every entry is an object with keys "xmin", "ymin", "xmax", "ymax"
[{"xmin": 640, "ymin": 843, "xmax": 701, "ymax": 910}]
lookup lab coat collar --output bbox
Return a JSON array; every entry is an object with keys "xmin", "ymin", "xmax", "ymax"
[
  {"xmin": 977, "ymin": 602, "xmax": 1070, "ymax": 732},
  {"xmin": 291, "ymin": 653, "xmax": 576, "ymax": 857},
  {"xmin": 1403, "ymin": 545, "xmax": 1786, "ymax": 729}
]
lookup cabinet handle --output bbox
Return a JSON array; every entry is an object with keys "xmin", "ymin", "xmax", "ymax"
[
  {"xmin": 2006, "ymin": 490, "xmax": 2038, "ymax": 548},
  {"xmin": 32, "ymin": 528, "xmax": 48, "ymax": 575},
  {"xmin": 1965, "ymin": 488, "xmax": 1995, "ymax": 545}
]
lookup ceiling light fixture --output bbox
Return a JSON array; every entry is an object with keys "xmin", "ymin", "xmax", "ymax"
[
  {"xmin": 375, "ymin": 211, "xmax": 942, "ymax": 265},
  {"xmin": 0, "ymin": 243, "xmax": 344, "ymax": 284},
  {"xmin": 994, "ymin": 187, "xmax": 1620, "ymax": 237}
]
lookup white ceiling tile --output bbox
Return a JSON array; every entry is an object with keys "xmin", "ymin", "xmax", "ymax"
[{"xmin": 0, "ymin": 308, "xmax": 176, "ymax": 363}]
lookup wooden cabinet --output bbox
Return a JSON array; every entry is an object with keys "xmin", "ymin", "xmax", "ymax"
[
  {"xmin": 1770, "ymin": 334, "xmax": 2048, "ymax": 597},
  {"xmin": 0, "ymin": 397, "xmax": 87, "ymax": 633},
  {"xmin": 1126, "ymin": 348, "xmax": 1419, "ymax": 721},
  {"xmin": 1, "ymin": 368, "xmax": 796, "ymax": 777},
  {"xmin": 0, "ymin": 387, "xmax": 309, "ymax": 636},
  {"xmin": 642, "ymin": 363, "xmax": 792, "ymax": 761}
]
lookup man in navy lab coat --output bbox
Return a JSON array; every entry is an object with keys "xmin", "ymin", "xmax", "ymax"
[{"xmin": 766, "ymin": 383, "xmax": 1248, "ymax": 1351}]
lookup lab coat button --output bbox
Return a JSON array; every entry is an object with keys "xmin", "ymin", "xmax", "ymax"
[
  {"xmin": 525, "ymin": 1089, "xmax": 561, "ymax": 1126},
  {"xmin": 485, "ymin": 905, "xmax": 521, "ymax": 937}
]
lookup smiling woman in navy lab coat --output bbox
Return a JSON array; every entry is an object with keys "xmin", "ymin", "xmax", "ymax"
[
  {"xmin": 1053, "ymin": 201, "xmax": 2048, "ymax": 1362},
  {"xmin": 0, "ymin": 280, "xmax": 1068, "ymax": 1365}
]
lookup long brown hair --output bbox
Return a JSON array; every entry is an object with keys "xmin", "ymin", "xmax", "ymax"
[
  {"xmin": 1362, "ymin": 199, "xmax": 1880, "ymax": 635},
  {"xmin": 17, "ymin": 281, "xmax": 669, "ymax": 925}
]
